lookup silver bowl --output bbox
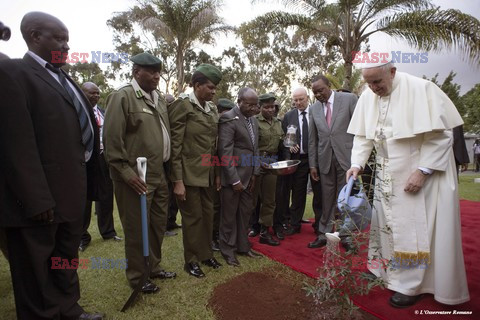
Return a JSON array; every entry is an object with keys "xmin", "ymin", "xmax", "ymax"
[{"xmin": 263, "ymin": 160, "xmax": 301, "ymax": 176}]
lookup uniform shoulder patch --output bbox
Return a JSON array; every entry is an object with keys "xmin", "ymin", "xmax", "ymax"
[{"xmin": 115, "ymin": 83, "xmax": 131, "ymax": 91}]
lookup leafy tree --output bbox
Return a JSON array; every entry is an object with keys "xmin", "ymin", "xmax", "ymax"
[
  {"xmin": 130, "ymin": 0, "xmax": 233, "ymax": 94},
  {"xmin": 462, "ymin": 84, "xmax": 480, "ymax": 133},
  {"xmin": 253, "ymin": 0, "xmax": 480, "ymax": 90},
  {"xmin": 218, "ymin": 20, "xmax": 335, "ymax": 112},
  {"xmin": 424, "ymin": 71, "xmax": 463, "ymax": 114},
  {"xmin": 63, "ymin": 62, "xmax": 112, "ymax": 106}
]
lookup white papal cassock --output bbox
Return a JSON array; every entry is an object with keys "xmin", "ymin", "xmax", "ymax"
[{"xmin": 348, "ymin": 72, "xmax": 470, "ymax": 304}]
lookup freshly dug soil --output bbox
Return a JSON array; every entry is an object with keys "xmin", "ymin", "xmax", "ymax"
[
  {"xmin": 208, "ymin": 270, "xmax": 375, "ymax": 320},
  {"xmin": 208, "ymin": 271, "xmax": 313, "ymax": 320}
]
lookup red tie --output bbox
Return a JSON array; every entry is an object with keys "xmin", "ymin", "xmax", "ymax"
[
  {"xmin": 326, "ymin": 102, "xmax": 332, "ymax": 127},
  {"xmin": 94, "ymin": 108, "xmax": 101, "ymax": 127}
]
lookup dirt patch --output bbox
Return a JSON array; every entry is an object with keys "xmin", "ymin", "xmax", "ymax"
[{"xmin": 208, "ymin": 270, "xmax": 374, "ymax": 320}]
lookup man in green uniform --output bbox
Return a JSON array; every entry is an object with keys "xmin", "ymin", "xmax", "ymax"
[
  {"xmin": 103, "ymin": 52, "xmax": 176, "ymax": 294},
  {"xmin": 252, "ymin": 93, "xmax": 284, "ymax": 246}
]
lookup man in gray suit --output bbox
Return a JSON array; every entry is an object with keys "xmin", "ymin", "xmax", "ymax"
[
  {"xmin": 218, "ymin": 88, "xmax": 262, "ymax": 266},
  {"xmin": 308, "ymin": 75, "xmax": 357, "ymax": 249}
]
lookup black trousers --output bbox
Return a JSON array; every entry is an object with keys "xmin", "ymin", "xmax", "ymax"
[
  {"xmin": 288, "ymin": 156, "xmax": 310, "ymax": 228},
  {"xmin": 166, "ymin": 181, "xmax": 179, "ymax": 230},
  {"xmin": 6, "ymin": 220, "xmax": 84, "ymax": 320},
  {"xmin": 81, "ymin": 153, "xmax": 116, "ymax": 244},
  {"xmin": 273, "ymin": 174, "xmax": 291, "ymax": 230}
]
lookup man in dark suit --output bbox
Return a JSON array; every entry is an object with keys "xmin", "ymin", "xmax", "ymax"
[
  {"xmin": 308, "ymin": 75, "xmax": 357, "ymax": 249},
  {"xmin": 0, "ymin": 12, "xmax": 103, "ymax": 320},
  {"xmin": 79, "ymin": 82, "xmax": 122, "ymax": 251},
  {"xmin": 281, "ymin": 88, "xmax": 322, "ymax": 235},
  {"xmin": 452, "ymin": 125, "xmax": 470, "ymax": 175},
  {"xmin": 218, "ymin": 88, "xmax": 262, "ymax": 266}
]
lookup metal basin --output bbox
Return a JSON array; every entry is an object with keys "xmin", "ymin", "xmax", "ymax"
[{"xmin": 263, "ymin": 160, "xmax": 301, "ymax": 176}]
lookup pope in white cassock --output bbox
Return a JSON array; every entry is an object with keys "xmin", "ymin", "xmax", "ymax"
[{"xmin": 346, "ymin": 62, "xmax": 469, "ymax": 308}]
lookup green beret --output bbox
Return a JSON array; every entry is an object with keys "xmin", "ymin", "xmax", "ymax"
[
  {"xmin": 217, "ymin": 98, "xmax": 235, "ymax": 110},
  {"xmin": 130, "ymin": 52, "xmax": 162, "ymax": 70},
  {"xmin": 258, "ymin": 93, "xmax": 276, "ymax": 102},
  {"xmin": 195, "ymin": 63, "xmax": 222, "ymax": 85}
]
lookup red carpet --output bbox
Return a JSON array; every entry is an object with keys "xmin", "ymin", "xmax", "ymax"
[{"xmin": 251, "ymin": 200, "xmax": 479, "ymax": 320}]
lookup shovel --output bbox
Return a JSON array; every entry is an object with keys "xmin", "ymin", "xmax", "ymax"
[{"xmin": 121, "ymin": 157, "xmax": 148, "ymax": 312}]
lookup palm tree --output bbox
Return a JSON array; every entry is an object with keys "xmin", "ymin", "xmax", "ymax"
[
  {"xmin": 131, "ymin": 0, "xmax": 233, "ymax": 93},
  {"xmin": 253, "ymin": 0, "xmax": 480, "ymax": 90}
]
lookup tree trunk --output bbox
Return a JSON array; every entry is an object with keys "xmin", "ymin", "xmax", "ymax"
[{"xmin": 175, "ymin": 48, "xmax": 184, "ymax": 95}]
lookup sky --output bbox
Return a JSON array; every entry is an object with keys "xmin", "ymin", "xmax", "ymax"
[{"xmin": 1, "ymin": 0, "xmax": 479, "ymax": 94}]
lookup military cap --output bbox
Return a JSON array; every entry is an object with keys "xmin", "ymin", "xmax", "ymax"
[
  {"xmin": 258, "ymin": 93, "xmax": 276, "ymax": 102},
  {"xmin": 195, "ymin": 63, "xmax": 222, "ymax": 85},
  {"xmin": 217, "ymin": 98, "xmax": 235, "ymax": 110},
  {"xmin": 130, "ymin": 52, "xmax": 162, "ymax": 70}
]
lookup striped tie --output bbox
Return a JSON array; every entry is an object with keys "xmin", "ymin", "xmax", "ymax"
[
  {"xmin": 246, "ymin": 117, "xmax": 255, "ymax": 146},
  {"xmin": 46, "ymin": 64, "xmax": 94, "ymax": 154}
]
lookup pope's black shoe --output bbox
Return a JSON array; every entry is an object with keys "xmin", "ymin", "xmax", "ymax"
[
  {"xmin": 202, "ymin": 258, "xmax": 222, "ymax": 269},
  {"xmin": 150, "ymin": 270, "xmax": 176, "ymax": 280},
  {"xmin": 184, "ymin": 262, "xmax": 205, "ymax": 278},
  {"xmin": 389, "ymin": 292, "xmax": 423, "ymax": 308},
  {"xmin": 307, "ymin": 236, "xmax": 327, "ymax": 249},
  {"xmin": 141, "ymin": 279, "xmax": 159, "ymax": 294}
]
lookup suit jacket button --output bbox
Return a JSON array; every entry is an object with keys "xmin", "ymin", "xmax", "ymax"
[{"xmin": 81, "ymin": 161, "xmax": 86, "ymax": 167}]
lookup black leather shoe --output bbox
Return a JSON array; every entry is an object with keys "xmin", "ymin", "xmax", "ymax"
[
  {"xmin": 301, "ymin": 219, "xmax": 310, "ymax": 224},
  {"xmin": 284, "ymin": 226, "xmax": 301, "ymax": 236},
  {"xmin": 202, "ymin": 258, "xmax": 222, "ymax": 269},
  {"xmin": 248, "ymin": 229, "xmax": 260, "ymax": 237},
  {"xmin": 184, "ymin": 263, "xmax": 205, "ymax": 278},
  {"xmin": 222, "ymin": 254, "xmax": 240, "ymax": 267},
  {"xmin": 275, "ymin": 228, "xmax": 285, "ymax": 240},
  {"xmin": 211, "ymin": 240, "xmax": 220, "ymax": 251},
  {"xmin": 103, "ymin": 235, "xmax": 123, "ymax": 241},
  {"xmin": 151, "ymin": 270, "xmax": 177, "ymax": 280},
  {"xmin": 164, "ymin": 230, "xmax": 178, "ymax": 236},
  {"xmin": 166, "ymin": 222, "xmax": 182, "ymax": 230},
  {"xmin": 389, "ymin": 292, "xmax": 422, "ymax": 308},
  {"xmin": 307, "ymin": 237, "xmax": 327, "ymax": 248},
  {"xmin": 78, "ymin": 312, "xmax": 104, "ymax": 320},
  {"xmin": 78, "ymin": 242, "xmax": 89, "ymax": 252},
  {"xmin": 259, "ymin": 232, "xmax": 280, "ymax": 246},
  {"xmin": 239, "ymin": 250, "xmax": 263, "ymax": 258},
  {"xmin": 141, "ymin": 280, "xmax": 159, "ymax": 294}
]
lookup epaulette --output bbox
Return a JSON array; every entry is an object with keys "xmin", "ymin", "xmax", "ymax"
[
  {"xmin": 114, "ymin": 83, "xmax": 131, "ymax": 91},
  {"xmin": 178, "ymin": 93, "xmax": 189, "ymax": 99}
]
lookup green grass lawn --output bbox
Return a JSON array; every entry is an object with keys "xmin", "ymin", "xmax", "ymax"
[
  {"xmin": 0, "ymin": 176, "xmax": 477, "ymax": 319},
  {"xmin": 0, "ymin": 204, "xmax": 312, "ymax": 320}
]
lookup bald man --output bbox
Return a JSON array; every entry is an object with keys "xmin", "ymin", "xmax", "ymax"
[
  {"xmin": 79, "ymin": 82, "xmax": 121, "ymax": 252},
  {"xmin": 279, "ymin": 88, "xmax": 322, "ymax": 236},
  {"xmin": 0, "ymin": 12, "xmax": 103, "ymax": 319}
]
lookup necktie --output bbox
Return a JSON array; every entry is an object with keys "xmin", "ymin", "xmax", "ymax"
[
  {"xmin": 46, "ymin": 64, "xmax": 94, "ymax": 154},
  {"xmin": 94, "ymin": 108, "xmax": 102, "ymax": 127},
  {"xmin": 246, "ymin": 117, "xmax": 255, "ymax": 147},
  {"xmin": 301, "ymin": 111, "xmax": 308, "ymax": 154},
  {"xmin": 326, "ymin": 102, "xmax": 332, "ymax": 128}
]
